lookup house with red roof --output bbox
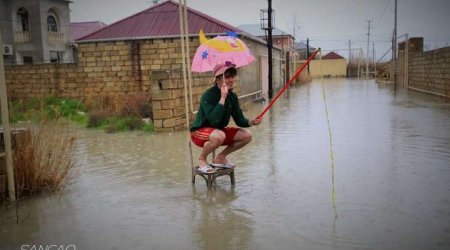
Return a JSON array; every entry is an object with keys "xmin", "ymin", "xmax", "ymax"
[
  {"xmin": 4, "ymin": 0, "xmax": 284, "ymax": 131},
  {"xmin": 74, "ymin": 0, "xmax": 283, "ymax": 130},
  {"xmin": 322, "ymin": 51, "xmax": 345, "ymax": 60},
  {"xmin": 309, "ymin": 51, "xmax": 347, "ymax": 78},
  {"xmin": 70, "ymin": 21, "xmax": 107, "ymax": 41},
  {"xmin": 76, "ymin": 0, "xmax": 283, "ymax": 101}
]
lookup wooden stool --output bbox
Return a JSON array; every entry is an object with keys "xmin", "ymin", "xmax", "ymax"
[
  {"xmin": 189, "ymin": 141, "xmax": 236, "ymax": 189},
  {"xmin": 192, "ymin": 166, "xmax": 235, "ymax": 189}
]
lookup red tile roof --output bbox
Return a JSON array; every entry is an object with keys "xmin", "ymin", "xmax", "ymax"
[
  {"xmin": 77, "ymin": 0, "xmax": 241, "ymax": 41},
  {"xmin": 322, "ymin": 51, "xmax": 345, "ymax": 60},
  {"xmin": 70, "ymin": 21, "xmax": 107, "ymax": 41}
]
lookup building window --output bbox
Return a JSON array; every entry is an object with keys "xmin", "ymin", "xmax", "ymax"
[
  {"xmin": 50, "ymin": 51, "xmax": 62, "ymax": 63},
  {"xmin": 17, "ymin": 8, "xmax": 29, "ymax": 31},
  {"xmin": 23, "ymin": 56, "xmax": 33, "ymax": 64},
  {"xmin": 47, "ymin": 15, "xmax": 58, "ymax": 32}
]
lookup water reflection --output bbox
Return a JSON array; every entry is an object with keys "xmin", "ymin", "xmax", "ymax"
[
  {"xmin": 191, "ymin": 187, "xmax": 254, "ymax": 250},
  {"xmin": 0, "ymin": 79, "xmax": 449, "ymax": 250}
]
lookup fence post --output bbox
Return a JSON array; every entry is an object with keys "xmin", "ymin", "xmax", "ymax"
[{"xmin": 0, "ymin": 28, "xmax": 16, "ymax": 202}]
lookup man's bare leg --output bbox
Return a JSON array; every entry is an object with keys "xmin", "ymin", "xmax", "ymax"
[
  {"xmin": 198, "ymin": 129, "xmax": 225, "ymax": 166},
  {"xmin": 214, "ymin": 129, "xmax": 252, "ymax": 165}
]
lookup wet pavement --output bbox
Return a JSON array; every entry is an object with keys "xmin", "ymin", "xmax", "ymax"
[{"xmin": 1, "ymin": 79, "xmax": 449, "ymax": 250}]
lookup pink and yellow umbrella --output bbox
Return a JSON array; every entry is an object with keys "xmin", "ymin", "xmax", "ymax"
[{"xmin": 191, "ymin": 30, "xmax": 255, "ymax": 72}]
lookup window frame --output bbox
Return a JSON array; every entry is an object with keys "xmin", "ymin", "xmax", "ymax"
[
  {"xmin": 47, "ymin": 13, "xmax": 58, "ymax": 32},
  {"xmin": 17, "ymin": 7, "xmax": 30, "ymax": 32}
]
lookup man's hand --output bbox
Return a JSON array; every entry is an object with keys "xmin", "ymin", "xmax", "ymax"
[
  {"xmin": 220, "ymin": 83, "xmax": 229, "ymax": 99},
  {"xmin": 250, "ymin": 117, "xmax": 262, "ymax": 126}
]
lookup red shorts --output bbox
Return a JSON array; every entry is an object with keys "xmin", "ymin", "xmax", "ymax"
[{"xmin": 191, "ymin": 127, "xmax": 240, "ymax": 147}]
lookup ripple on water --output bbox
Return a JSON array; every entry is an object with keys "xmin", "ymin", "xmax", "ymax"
[{"xmin": 281, "ymin": 202, "xmax": 426, "ymax": 250}]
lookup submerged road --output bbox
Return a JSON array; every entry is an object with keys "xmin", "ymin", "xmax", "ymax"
[{"xmin": 1, "ymin": 78, "xmax": 449, "ymax": 250}]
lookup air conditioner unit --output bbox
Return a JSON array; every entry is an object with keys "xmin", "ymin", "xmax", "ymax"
[{"xmin": 3, "ymin": 44, "xmax": 13, "ymax": 55}]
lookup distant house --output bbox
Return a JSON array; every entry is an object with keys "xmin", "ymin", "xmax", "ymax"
[
  {"xmin": 310, "ymin": 51, "xmax": 347, "ymax": 78},
  {"xmin": 238, "ymin": 24, "xmax": 295, "ymax": 54},
  {"xmin": 238, "ymin": 24, "xmax": 295, "ymax": 85},
  {"xmin": 0, "ymin": 0, "xmax": 74, "ymax": 64},
  {"xmin": 70, "ymin": 21, "xmax": 107, "ymax": 41},
  {"xmin": 77, "ymin": 0, "xmax": 284, "ymax": 101},
  {"xmin": 322, "ymin": 51, "xmax": 345, "ymax": 60},
  {"xmin": 294, "ymin": 41, "xmax": 316, "ymax": 60}
]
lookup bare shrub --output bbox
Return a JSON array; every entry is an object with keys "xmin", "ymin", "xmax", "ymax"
[
  {"xmin": 84, "ymin": 94, "xmax": 121, "ymax": 114},
  {"xmin": 119, "ymin": 93, "xmax": 151, "ymax": 118},
  {"xmin": 87, "ymin": 109, "xmax": 115, "ymax": 128},
  {"xmin": 12, "ymin": 120, "xmax": 77, "ymax": 197}
]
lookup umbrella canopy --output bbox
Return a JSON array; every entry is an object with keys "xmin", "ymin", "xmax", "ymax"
[{"xmin": 191, "ymin": 30, "xmax": 255, "ymax": 72}]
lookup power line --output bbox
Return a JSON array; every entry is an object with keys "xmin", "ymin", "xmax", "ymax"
[{"xmin": 375, "ymin": 0, "xmax": 392, "ymax": 28}]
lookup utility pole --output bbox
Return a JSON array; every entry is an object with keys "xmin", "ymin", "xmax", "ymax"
[
  {"xmin": 268, "ymin": 0, "xmax": 273, "ymax": 98},
  {"xmin": 366, "ymin": 19, "xmax": 373, "ymax": 79},
  {"xmin": 358, "ymin": 48, "xmax": 362, "ymax": 78},
  {"xmin": 348, "ymin": 39, "xmax": 352, "ymax": 77},
  {"xmin": 293, "ymin": 14, "xmax": 296, "ymax": 41},
  {"xmin": 393, "ymin": 0, "xmax": 397, "ymax": 86},
  {"xmin": 306, "ymin": 38, "xmax": 310, "ymax": 73},
  {"xmin": 0, "ymin": 28, "xmax": 16, "ymax": 202},
  {"xmin": 373, "ymin": 42, "xmax": 376, "ymax": 78},
  {"xmin": 348, "ymin": 39, "xmax": 352, "ymax": 61}
]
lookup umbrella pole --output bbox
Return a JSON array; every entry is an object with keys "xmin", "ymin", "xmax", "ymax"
[
  {"xmin": 256, "ymin": 48, "xmax": 321, "ymax": 120},
  {"xmin": 0, "ymin": 30, "xmax": 16, "ymax": 202},
  {"xmin": 178, "ymin": 0, "xmax": 190, "ymax": 128},
  {"xmin": 183, "ymin": 0, "xmax": 194, "ymax": 113}
]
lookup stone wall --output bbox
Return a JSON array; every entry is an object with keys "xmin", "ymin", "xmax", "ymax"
[
  {"xmin": 5, "ymin": 40, "xmax": 153, "ymax": 98},
  {"xmin": 4, "ymin": 37, "xmax": 246, "ymax": 131},
  {"xmin": 399, "ymin": 37, "xmax": 450, "ymax": 97},
  {"xmin": 409, "ymin": 48, "xmax": 450, "ymax": 97}
]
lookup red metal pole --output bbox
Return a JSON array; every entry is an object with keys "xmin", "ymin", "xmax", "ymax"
[{"xmin": 257, "ymin": 48, "xmax": 320, "ymax": 119}]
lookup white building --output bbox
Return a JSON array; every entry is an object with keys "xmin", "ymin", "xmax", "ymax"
[{"xmin": 0, "ymin": 0, "xmax": 74, "ymax": 64}]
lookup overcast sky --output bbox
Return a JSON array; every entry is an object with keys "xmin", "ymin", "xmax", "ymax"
[{"xmin": 70, "ymin": 0, "xmax": 450, "ymax": 61}]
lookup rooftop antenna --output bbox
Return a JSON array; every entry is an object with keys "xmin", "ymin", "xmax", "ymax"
[{"xmin": 146, "ymin": 0, "xmax": 159, "ymax": 6}]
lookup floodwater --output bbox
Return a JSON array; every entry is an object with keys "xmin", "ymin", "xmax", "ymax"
[{"xmin": 1, "ymin": 79, "xmax": 450, "ymax": 250}]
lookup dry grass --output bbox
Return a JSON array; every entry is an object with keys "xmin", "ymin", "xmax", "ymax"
[
  {"xmin": 85, "ymin": 93, "xmax": 151, "ymax": 117},
  {"xmin": 120, "ymin": 93, "xmax": 151, "ymax": 118},
  {"xmin": 12, "ymin": 120, "xmax": 77, "ymax": 198}
]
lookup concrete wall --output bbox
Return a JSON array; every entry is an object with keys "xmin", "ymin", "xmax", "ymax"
[
  {"xmin": 398, "ymin": 37, "xmax": 450, "ymax": 97},
  {"xmin": 309, "ymin": 59, "xmax": 347, "ymax": 78},
  {"xmin": 239, "ymin": 38, "xmax": 282, "ymax": 102}
]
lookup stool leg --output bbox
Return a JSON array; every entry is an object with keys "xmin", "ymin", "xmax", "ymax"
[
  {"xmin": 230, "ymin": 171, "xmax": 235, "ymax": 186},
  {"xmin": 207, "ymin": 175, "xmax": 213, "ymax": 189}
]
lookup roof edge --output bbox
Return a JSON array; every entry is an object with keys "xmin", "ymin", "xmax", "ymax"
[
  {"xmin": 77, "ymin": 0, "xmax": 174, "ymax": 41},
  {"xmin": 76, "ymin": 32, "xmax": 281, "ymax": 52}
]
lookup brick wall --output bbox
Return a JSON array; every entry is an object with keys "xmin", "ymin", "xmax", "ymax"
[
  {"xmin": 409, "ymin": 47, "xmax": 450, "ymax": 97},
  {"xmin": 5, "ymin": 38, "xmax": 242, "ymax": 131},
  {"xmin": 399, "ymin": 37, "xmax": 450, "ymax": 97},
  {"xmin": 5, "ymin": 40, "xmax": 153, "ymax": 98}
]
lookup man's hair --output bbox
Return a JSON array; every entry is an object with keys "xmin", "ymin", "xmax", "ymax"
[{"xmin": 215, "ymin": 67, "xmax": 237, "ymax": 79}]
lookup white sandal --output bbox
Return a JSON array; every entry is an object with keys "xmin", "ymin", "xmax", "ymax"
[
  {"xmin": 210, "ymin": 162, "xmax": 234, "ymax": 169},
  {"xmin": 197, "ymin": 165, "xmax": 216, "ymax": 173}
]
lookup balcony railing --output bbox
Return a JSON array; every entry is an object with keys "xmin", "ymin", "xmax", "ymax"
[
  {"xmin": 14, "ymin": 31, "xmax": 31, "ymax": 43},
  {"xmin": 48, "ymin": 31, "xmax": 64, "ymax": 42}
]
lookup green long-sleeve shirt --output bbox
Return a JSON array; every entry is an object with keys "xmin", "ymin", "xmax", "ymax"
[{"xmin": 190, "ymin": 84, "xmax": 250, "ymax": 131}]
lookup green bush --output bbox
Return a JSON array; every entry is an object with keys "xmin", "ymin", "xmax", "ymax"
[
  {"xmin": 87, "ymin": 110, "xmax": 113, "ymax": 128},
  {"xmin": 141, "ymin": 122, "xmax": 155, "ymax": 132},
  {"xmin": 104, "ymin": 116, "xmax": 144, "ymax": 133},
  {"xmin": 4, "ymin": 96, "xmax": 154, "ymax": 133},
  {"xmin": 44, "ymin": 97, "xmax": 86, "ymax": 121},
  {"xmin": 2, "ymin": 97, "xmax": 87, "ymax": 125}
]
